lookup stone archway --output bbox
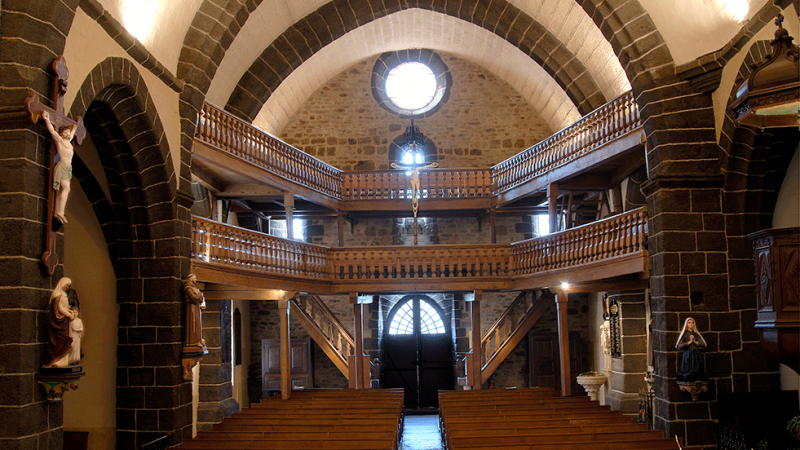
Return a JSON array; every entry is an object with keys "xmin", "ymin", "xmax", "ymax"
[{"xmin": 68, "ymin": 57, "xmax": 193, "ymax": 449}]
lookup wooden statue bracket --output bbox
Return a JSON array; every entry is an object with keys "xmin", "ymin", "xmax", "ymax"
[{"xmin": 23, "ymin": 56, "xmax": 87, "ymax": 276}]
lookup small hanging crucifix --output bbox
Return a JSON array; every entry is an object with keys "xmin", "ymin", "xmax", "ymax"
[
  {"xmin": 390, "ymin": 161, "xmax": 438, "ymax": 245},
  {"xmin": 24, "ymin": 56, "xmax": 87, "ymax": 276}
]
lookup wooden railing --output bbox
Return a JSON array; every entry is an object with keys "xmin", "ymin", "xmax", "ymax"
[
  {"xmin": 492, "ymin": 91, "xmax": 640, "ymax": 194},
  {"xmin": 190, "ymin": 207, "xmax": 647, "ymax": 287},
  {"xmin": 482, "ymin": 291, "xmax": 534, "ymax": 365},
  {"xmin": 196, "ymin": 92, "xmax": 642, "ymax": 205},
  {"xmin": 197, "ymin": 102, "xmax": 343, "ymax": 198},
  {"xmin": 292, "ymin": 295, "xmax": 353, "ymax": 376},
  {"xmin": 328, "ymin": 244, "xmax": 511, "ymax": 281},
  {"xmin": 342, "ymin": 169, "xmax": 493, "ymax": 201},
  {"xmin": 510, "ymin": 207, "xmax": 647, "ymax": 276},
  {"xmin": 191, "ymin": 216, "xmax": 330, "ymax": 279},
  {"xmin": 479, "ymin": 290, "xmax": 552, "ymax": 381}
]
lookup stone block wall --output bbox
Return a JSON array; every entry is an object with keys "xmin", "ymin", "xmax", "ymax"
[{"xmin": 279, "ymin": 53, "xmax": 553, "ymax": 171}]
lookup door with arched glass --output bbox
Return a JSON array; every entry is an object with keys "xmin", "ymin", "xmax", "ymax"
[{"xmin": 383, "ymin": 295, "xmax": 454, "ymax": 409}]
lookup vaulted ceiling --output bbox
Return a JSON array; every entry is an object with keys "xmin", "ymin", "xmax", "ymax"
[{"xmin": 102, "ymin": 0, "xmax": 789, "ymax": 135}]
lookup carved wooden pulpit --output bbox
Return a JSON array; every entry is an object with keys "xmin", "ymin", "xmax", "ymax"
[
  {"xmin": 749, "ymin": 227, "xmax": 799, "ymax": 374},
  {"xmin": 24, "ymin": 56, "xmax": 87, "ymax": 276}
]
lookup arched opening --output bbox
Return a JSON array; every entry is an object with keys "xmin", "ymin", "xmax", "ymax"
[{"xmin": 383, "ymin": 295, "xmax": 454, "ymax": 409}]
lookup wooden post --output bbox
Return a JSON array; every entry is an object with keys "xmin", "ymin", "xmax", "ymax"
[
  {"xmin": 612, "ymin": 187, "xmax": 623, "ymax": 215},
  {"xmin": 284, "ymin": 192, "xmax": 294, "ymax": 240},
  {"xmin": 338, "ymin": 212, "xmax": 345, "ymax": 247},
  {"xmin": 548, "ymin": 183, "xmax": 559, "ymax": 234},
  {"xmin": 350, "ymin": 292, "xmax": 365, "ymax": 389},
  {"xmin": 555, "ymin": 291, "xmax": 571, "ymax": 396},
  {"xmin": 489, "ymin": 209, "xmax": 496, "ymax": 244},
  {"xmin": 467, "ymin": 291, "xmax": 482, "ymax": 389},
  {"xmin": 278, "ymin": 299, "xmax": 291, "ymax": 400},
  {"xmin": 565, "ymin": 191, "xmax": 574, "ymax": 229}
]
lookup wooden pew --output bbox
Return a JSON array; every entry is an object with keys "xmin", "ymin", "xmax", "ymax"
[
  {"xmin": 179, "ymin": 389, "xmax": 403, "ymax": 450},
  {"xmin": 439, "ymin": 388, "xmax": 678, "ymax": 450}
]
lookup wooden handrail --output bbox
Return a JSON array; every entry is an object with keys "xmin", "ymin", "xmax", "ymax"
[
  {"xmin": 481, "ymin": 291, "xmax": 532, "ymax": 363},
  {"xmin": 492, "ymin": 91, "xmax": 640, "ymax": 194},
  {"xmin": 510, "ymin": 207, "xmax": 647, "ymax": 276},
  {"xmin": 342, "ymin": 168, "xmax": 493, "ymax": 201},
  {"xmin": 197, "ymin": 102, "xmax": 343, "ymax": 199},
  {"xmin": 191, "ymin": 216, "xmax": 330, "ymax": 279},
  {"xmin": 292, "ymin": 295, "xmax": 353, "ymax": 376},
  {"xmin": 329, "ymin": 244, "xmax": 511, "ymax": 281},
  {"xmin": 195, "ymin": 92, "xmax": 641, "ymax": 204},
  {"xmin": 190, "ymin": 207, "xmax": 647, "ymax": 287}
]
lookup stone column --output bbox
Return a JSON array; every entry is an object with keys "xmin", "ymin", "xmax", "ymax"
[
  {"xmin": 605, "ymin": 291, "xmax": 648, "ymax": 413},
  {"xmin": 197, "ymin": 299, "xmax": 239, "ymax": 431}
]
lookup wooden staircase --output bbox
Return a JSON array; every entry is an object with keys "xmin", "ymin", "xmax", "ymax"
[
  {"xmin": 481, "ymin": 290, "xmax": 552, "ymax": 382},
  {"xmin": 291, "ymin": 295, "xmax": 353, "ymax": 378}
]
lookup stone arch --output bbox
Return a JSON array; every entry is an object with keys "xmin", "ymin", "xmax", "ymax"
[
  {"xmin": 224, "ymin": 1, "xmax": 607, "ymax": 122},
  {"xmin": 719, "ymin": 40, "xmax": 800, "ymax": 233},
  {"xmin": 68, "ymin": 57, "xmax": 193, "ymax": 448},
  {"xmin": 176, "ymin": 0, "xmax": 265, "ymax": 208}
]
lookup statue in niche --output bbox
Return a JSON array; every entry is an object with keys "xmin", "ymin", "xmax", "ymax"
[
  {"xmin": 675, "ymin": 317, "xmax": 708, "ymax": 382},
  {"xmin": 45, "ymin": 277, "xmax": 77, "ymax": 367},
  {"xmin": 69, "ymin": 307, "xmax": 84, "ymax": 365},
  {"xmin": 42, "ymin": 110, "xmax": 76, "ymax": 225},
  {"xmin": 182, "ymin": 274, "xmax": 208, "ymax": 380}
]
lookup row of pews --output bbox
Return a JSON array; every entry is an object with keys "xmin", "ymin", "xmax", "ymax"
[
  {"xmin": 177, "ymin": 388, "xmax": 404, "ymax": 449},
  {"xmin": 439, "ymin": 388, "xmax": 680, "ymax": 450}
]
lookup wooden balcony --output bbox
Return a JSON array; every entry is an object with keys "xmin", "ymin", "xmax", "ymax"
[
  {"xmin": 192, "ymin": 92, "xmax": 644, "ymax": 217},
  {"xmin": 190, "ymin": 207, "xmax": 648, "ymax": 294}
]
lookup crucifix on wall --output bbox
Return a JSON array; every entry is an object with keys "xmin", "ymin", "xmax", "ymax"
[
  {"xmin": 24, "ymin": 56, "xmax": 87, "ymax": 276},
  {"xmin": 390, "ymin": 161, "xmax": 438, "ymax": 245}
]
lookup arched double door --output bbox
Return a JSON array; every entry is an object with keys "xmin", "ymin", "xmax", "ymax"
[{"xmin": 382, "ymin": 295, "xmax": 454, "ymax": 409}]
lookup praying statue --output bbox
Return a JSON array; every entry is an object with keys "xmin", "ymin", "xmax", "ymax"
[
  {"xmin": 675, "ymin": 317, "xmax": 708, "ymax": 381},
  {"xmin": 45, "ymin": 277, "xmax": 77, "ymax": 367},
  {"xmin": 42, "ymin": 110, "xmax": 76, "ymax": 224}
]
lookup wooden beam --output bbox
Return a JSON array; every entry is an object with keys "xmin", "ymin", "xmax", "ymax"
[
  {"xmin": 219, "ymin": 183, "xmax": 284, "ymax": 199},
  {"xmin": 468, "ymin": 291, "xmax": 483, "ymax": 389},
  {"xmin": 555, "ymin": 291, "xmax": 571, "ymax": 397},
  {"xmin": 338, "ymin": 212, "xmax": 345, "ymax": 247},
  {"xmin": 200, "ymin": 285, "xmax": 293, "ymax": 300},
  {"xmin": 191, "ymin": 164, "xmax": 224, "ymax": 194},
  {"xmin": 278, "ymin": 299, "xmax": 291, "ymax": 400}
]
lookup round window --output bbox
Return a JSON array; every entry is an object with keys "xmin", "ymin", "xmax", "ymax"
[
  {"xmin": 385, "ymin": 62, "xmax": 438, "ymax": 111},
  {"xmin": 372, "ymin": 49, "xmax": 451, "ymax": 118}
]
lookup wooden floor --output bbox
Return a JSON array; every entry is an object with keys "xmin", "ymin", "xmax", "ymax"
[{"xmin": 438, "ymin": 388, "xmax": 680, "ymax": 450}]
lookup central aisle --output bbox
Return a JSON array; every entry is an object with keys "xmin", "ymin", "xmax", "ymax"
[{"xmin": 400, "ymin": 414, "xmax": 444, "ymax": 450}]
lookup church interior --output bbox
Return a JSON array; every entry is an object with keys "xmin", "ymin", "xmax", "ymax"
[{"xmin": 1, "ymin": 1, "xmax": 799, "ymax": 449}]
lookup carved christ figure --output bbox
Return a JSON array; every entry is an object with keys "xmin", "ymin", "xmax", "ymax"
[
  {"xmin": 42, "ymin": 110, "xmax": 76, "ymax": 224},
  {"xmin": 390, "ymin": 161, "xmax": 439, "ymax": 217}
]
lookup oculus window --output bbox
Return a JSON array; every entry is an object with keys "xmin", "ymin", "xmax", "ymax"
[{"xmin": 372, "ymin": 49, "xmax": 451, "ymax": 118}]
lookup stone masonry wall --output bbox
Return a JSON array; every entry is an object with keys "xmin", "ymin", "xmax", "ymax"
[{"xmin": 279, "ymin": 53, "xmax": 553, "ymax": 171}]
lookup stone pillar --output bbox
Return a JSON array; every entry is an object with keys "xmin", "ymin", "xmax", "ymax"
[
  {"xmin": 605, "ymin": 291, "xmax": 647, "ymax": 413},
  {"xmin": 197, "ymin": 299, "xmax": 239, "ymax": 431}
]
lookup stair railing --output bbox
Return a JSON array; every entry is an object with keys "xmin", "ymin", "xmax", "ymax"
[{"xmin": 291, "ymin": 295, "xmax": 353, "ymax": 376}]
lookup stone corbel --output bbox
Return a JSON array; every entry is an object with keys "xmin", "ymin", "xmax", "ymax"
[{"xmin": 36, "ymin": 366, "xmax": 85, "ymax": 402}]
